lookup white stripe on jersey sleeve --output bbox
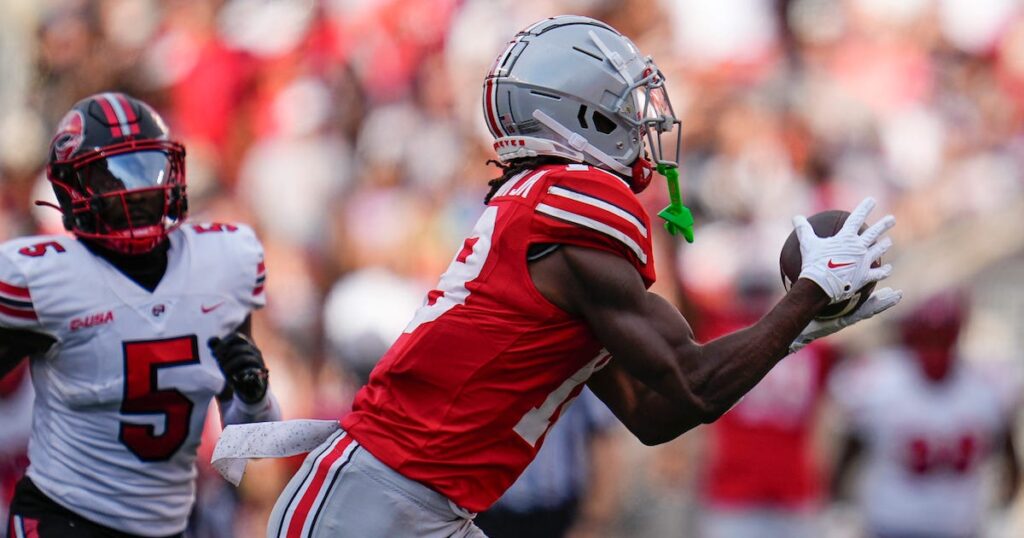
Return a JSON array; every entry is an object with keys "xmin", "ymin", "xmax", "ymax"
[
  {"xmin": 547, "ymin": 186, "xmax": 648, "ymax": 238},
  {"xmin": 536, "ymin": 203, "xmax": 648, "ymax": 264},
  {"xmin": 0, "ymin": 250, "xmax": 40, "ymax": 329}
]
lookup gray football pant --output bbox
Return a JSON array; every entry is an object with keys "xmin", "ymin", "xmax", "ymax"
[{"xmin": 267, "ymin": 429, "xmax": 487, "ymax": 537}]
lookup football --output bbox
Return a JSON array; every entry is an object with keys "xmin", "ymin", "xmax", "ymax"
[{"xmin": 779, "ymin": 210, "xmax": 876, "ymax": 320}]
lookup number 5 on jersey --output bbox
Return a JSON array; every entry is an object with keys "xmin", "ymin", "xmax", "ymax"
[{"xmin": 119, "ymin": 336, "xmax": 200, "ymax": 462}]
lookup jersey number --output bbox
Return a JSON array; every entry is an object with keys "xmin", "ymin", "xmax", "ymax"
[
  {"xmin": 192, "ymin": 223, "xmax": 238, "ymax": 233},
  {"xmin": 18, "ymin": 241, "xmax": 65, "ymax": 257},
  {"xmin": 905, "ymin": 433, "xmax": 981, "ymax": 475},
  {"xmin": 404, "ymin": 206, "xmax": 497, "ymax": 333},
  {"xmin": 119, "ymin": 336, "xmax": 200, "ymax": 462}
]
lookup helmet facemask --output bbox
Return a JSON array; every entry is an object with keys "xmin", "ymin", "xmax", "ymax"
[
  {"xmin": 626, "ymin": 65, "xmax": 693, "ymax": 241},
  {"xmin": 627, "ymin": 66, "xmax": 682, "ymax": 169},
  {"xmin": 48, "ymin": 139, "xmax": 187, "ymax": 255}
]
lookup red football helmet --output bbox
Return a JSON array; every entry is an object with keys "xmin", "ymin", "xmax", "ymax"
[
  {"xmin": 45, "ymin": 92, "xmax": 187, "ymax": 254},
  {"xmin": 899, "ymin": 289, "xmax": 967, "ymax": 382}
]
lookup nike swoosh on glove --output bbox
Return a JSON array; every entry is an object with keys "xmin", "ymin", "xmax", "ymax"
[
  {"xmin": 790, "ymin": 287, "xmax": 904, "ymax": 353},
  {"xmin": 794, "ymin": 197, "xmax": 895, "ymax": 303}
]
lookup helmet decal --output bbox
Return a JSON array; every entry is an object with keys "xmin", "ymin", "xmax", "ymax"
[{"xmin": 52, "ymin": 110, "xmax": 85, "ymax": 161}]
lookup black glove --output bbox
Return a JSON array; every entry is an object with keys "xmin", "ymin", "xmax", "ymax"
[{"xmin": 209, "ymin": 332, "xmax": 268, "ymax": 404}]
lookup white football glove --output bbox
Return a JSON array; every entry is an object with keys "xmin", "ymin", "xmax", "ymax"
[
  {"xmin": 790, "ymin": 287, "xmax": 903, "ymax": 353},
  {"xmin": 794, "ymin": 197, "xmax": 895, "ymax": 304}
]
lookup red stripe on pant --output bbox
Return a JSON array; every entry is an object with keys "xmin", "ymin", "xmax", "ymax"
[
  {"xmin": 23, "ymin": 516, "xmax": 39, "ymax": 538},
  {"xmin": 11, "ymin": 516, "xmax": 39, "ymax": 538},
  {"xmin": 286, "ymin": 435, "xmax": 355, "ymax": 537}
]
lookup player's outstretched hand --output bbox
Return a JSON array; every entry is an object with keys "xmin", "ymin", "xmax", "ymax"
[
  {"xmin": 790, "ymin": 287, "xmax": 903, "ymax": 353},
  {"xmin": 794, "ymin": 197, "xmax": 895, "ymax": 303},
  {"xmin": 209, "ymin": 332, "xmax": 269, "ymax": 404}
]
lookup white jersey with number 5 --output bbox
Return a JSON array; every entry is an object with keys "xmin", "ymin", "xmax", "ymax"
[{"xmin": 0, "ymin": 223, "xmax": 266, "ymax": 537}]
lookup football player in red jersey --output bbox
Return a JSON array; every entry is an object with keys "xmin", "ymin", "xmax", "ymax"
[
  {"xmin": 0, "ymin": 93, "xmax": 280, "ymax": 538},
  {"xmin": 216, "ymin": 15, "xmax": 901, "ymax": 538}
]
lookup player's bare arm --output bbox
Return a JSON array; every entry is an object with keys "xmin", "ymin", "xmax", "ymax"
[
  {"xmin": 531, "ymin": 245, "xmax": 828, "ymax": 444},
  {"xmin": 532, "ymin": 196, "xmax": 900, "ymax": 445},
  {"xmin": 0, "ymin": 326, "xmax": 54, "ymax": 379}
]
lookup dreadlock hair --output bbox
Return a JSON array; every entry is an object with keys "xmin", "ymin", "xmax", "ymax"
[{"xmin": 483, "ymin": 156, "xmax": 572, "ymax": 205}]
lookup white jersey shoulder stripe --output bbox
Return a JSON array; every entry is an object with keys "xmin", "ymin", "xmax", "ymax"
[
  {"xmin": 547, "ymin": 185, "xmax": 647, "ymax": 238},
  {"xmin": 536, "ymin": 203, "xmax": 648, "ymax": 264},
  {"xmin": 0, "ymin": 280, "xmax": 35, "ymax": 320}
]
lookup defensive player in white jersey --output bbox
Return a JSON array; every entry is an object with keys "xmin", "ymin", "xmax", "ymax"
[
  {"xmin": 0, "ymin": 93, "xmax": 281, "ymax": 538},
  {"xmin": 830, "ymin": 291, "xmax": 1021, "ymax": 538}
]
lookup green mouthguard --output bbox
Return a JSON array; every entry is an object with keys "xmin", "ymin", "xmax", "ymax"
[{"xmin": 656, "ymin": 163, "xmax": 694, "ymax": 243}]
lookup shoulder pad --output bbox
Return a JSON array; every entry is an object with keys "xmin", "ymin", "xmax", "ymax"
[
  {"xmin": 530, "ymin": 165, "xmax": 655, "ymax": 286},
  {"xmin": 183, "ymin": 223, "xmax": 266, "ymax": 308},
  {"xmin": 0, "ymin": 236, "xmax": 74, "ymax": 330}
]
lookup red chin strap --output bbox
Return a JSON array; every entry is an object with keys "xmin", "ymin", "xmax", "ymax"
[{"xmin": 631, "ymin": 157, "xmax": 655, "ymax": 193}]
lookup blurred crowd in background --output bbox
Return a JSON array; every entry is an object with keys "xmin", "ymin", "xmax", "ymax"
[{"xmin": 2, "ymin": 0, "xmax": 1024, "ymax": 536}]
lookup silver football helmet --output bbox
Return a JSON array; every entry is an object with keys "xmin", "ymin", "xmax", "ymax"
[{"xmin": 483, "ymin": 15, "xmax": 681, "ymax": 191}]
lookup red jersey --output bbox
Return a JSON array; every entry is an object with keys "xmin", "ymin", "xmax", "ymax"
[
  {"xmin": 704, "ymin": 344, "xmax": 834, "ymax": 507},
  {"xmin": 342, "ymin": 164, "xmax": 655, "ymax": 512}
]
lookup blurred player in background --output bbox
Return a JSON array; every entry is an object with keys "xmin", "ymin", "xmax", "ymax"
[
  {"xmin": 830, "ymin": 290, "xmax": 1021, "ymax": 538},
  {"xmin": 0, "ymin": 93, "xmax": 281, "ymax": 538},
  {"xmin": 694, "ymin": 275, "xmax": 837, "ymax": 538},
  {"xmin": 221, "ymin": 15, "xmax": 900, "ymax": 538}
]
